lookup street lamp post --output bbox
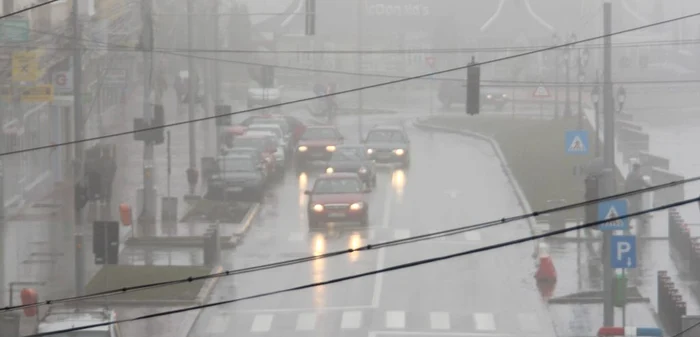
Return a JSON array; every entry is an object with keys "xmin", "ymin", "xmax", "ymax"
[
  {"xmin": 590, "ymin": 85, "xmax": 601, "ymax": 157},
  {"xmin": 552, "ymin": 34, "xmax": 560, "ymax": 118},
  {"xmin": 563, "ymin": 34, "xmax": 575, "ymax": 117},
  {"xmin": 616, "ymin": 86, "xmax": 627, "ymax": 113},
  {"xmin": 577, "ymin": 48, "xmax": 589, "ymax": 129}
]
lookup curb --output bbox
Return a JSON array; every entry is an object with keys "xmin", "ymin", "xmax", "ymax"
[
  {"xmin": 230, "ymin": 203, "xmax": 261, "ymax": 240},
  {"xmin": 412, "ymin": 118, "xmax": 538, "ymax": 238}
]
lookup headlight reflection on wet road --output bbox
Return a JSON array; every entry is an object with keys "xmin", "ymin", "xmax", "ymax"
[
  {"xmin": 298, "ymin": 173, "xmax": 308, "ymax": 226},
  {"xmin": 392, "ymin": 169, "xmax": 406, "ymax": 202},
  {"xmin": 312, "ymin": 233, "xmax": 326, "ymax": 308},
  {"xmin": 348, "ymin": 232, "xmax": 362, "ymax": 262}
]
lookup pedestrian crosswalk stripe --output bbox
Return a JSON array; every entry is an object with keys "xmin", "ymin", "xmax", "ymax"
[
  {"xmin": 393, "ymin": 229, "xmax": 410, "ymax": 240},
  {"xmin": 340, "ymin": 311, "xmax": 362, "ymax": 329},
  {"xmin": 251, "ymin": 314, "xmax": 274, "ymax": 332},
  {"xmin": 474, "ymin": 312, "xmax": 496, "ymax": 331},
  {"xmin": 463, "ymin": 231, "xmax": 481, "ymax": 241},
  {"xmin": 296, "ymin": 312, "xmax": 316, "ymax": 331},
  {"xmin": 386, "ymin": 311, "xmax": 406, "ymax": 329},
  {"xmin": 206, "ymin": 315, "xmax": 229, "ymax": 334},
  {"xmin": 517, "ymin": 313, "xmax": 541, "ymax": 332},
  {"xmin": 430, "ymin": 311, "xmax": 450, "ymax": 330}
]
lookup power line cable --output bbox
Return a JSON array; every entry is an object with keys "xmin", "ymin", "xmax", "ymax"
[
  {"xmin": 26, "ymin": 195, "xmax": 700, "ymax": 337},
  {"xmin": 0, "ymin": 0, "xmax": 61, "ymax": 21},
  {"xmin": 4, "ymin": 175, "xmax": 697, "ymax": 313},
  {"xmin": 2, "ymin": 9, "xmax": 700, "ymax": 158}
]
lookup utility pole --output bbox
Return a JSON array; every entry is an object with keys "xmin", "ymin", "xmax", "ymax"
[
  {"xmin": 602, "ymin": 0, "xmax": 615, "ymax": 327},
  {"xmin": 213, "ymin": 0, "xmax": 221, "ymax": 153},
  {"xmin": 0, "ymin": 0, "xmax": 7, "ymax": 307},
  {"xmin": 356, "ymin": 0, "xmax": 363, "ymax": 140},
  {"xmin": 187, "ymin": 0, "xmax": 197, "ymax": 185},
  {"xmin": 71, "ymin": 0, "xmax": 86, "ymax": 296},
  {"xmin": 140, "ymin": 0, "xmax": 156, "ymax": 229}
]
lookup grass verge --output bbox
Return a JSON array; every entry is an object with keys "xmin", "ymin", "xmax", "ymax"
[
  {"xmin": 424, "ymin": 115, "xmax": 622, "ymax": 219},
  {"xmin": 86, "ymin": 265, "xmax": 212, "ymax": 301}
]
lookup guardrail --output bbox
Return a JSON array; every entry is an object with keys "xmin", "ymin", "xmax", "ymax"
[{"xmin": 657, "ymin": 270, "xmax": 687, "ymax": 335}]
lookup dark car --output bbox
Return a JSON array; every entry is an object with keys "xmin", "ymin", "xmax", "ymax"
[
  {"xmin": 438, "ymin": 81, "xmax": 510, "ymax": 110},
  {"xmin": 232, "ymin": 135, "xmax": 280, "ymax": 178},
  {"xmin": 363, "ymin": 125, "xmax": 411, "ymax": 168},
  {"xmin": 206, "ymin": 154, "xmax": 266, "ymax": 202},
  {"xmin": 295, "ymin": 125, "xmax": 344, "ymax": 170},
  {"xmin": 325, "ymin": 145, "xmax": 377, "ymax": 189},
  {"xmin": 221, "ymin": 146, "xmax": 271, "ymax": 182},
  {"xmin": 304, "ymin": 173, "xmax": 370, "ymax": 227}
]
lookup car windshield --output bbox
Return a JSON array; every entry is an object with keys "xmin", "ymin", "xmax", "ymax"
[
  {"xmin": 302, "ymin": 128, "xmax": 338, "ymax": 140},
  {"xmin": 218, "ymin": 156, "xmax": 255, "ymax": 172},
  {"xmin": 313, "ymin": 178, "xmax": 362, "ymax": 194},
  {"xmin": 232, "ymin": 138, "xmax": 265, "ymax": 151},
  {"xmin": 366, "ymin": 131, "xmax": 405, "ymax": 143},
  {"xmin": 330, "ymin": 148, "xmax": 365, "ymax": 162}
]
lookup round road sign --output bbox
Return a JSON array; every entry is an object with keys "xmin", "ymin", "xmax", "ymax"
[
  {"xmin": 56, "ymin": 74, "xmax": 66, "ymax": 86},
  {"xmin": 425, "ymin": 56, "xmax": 435, "ymax": 68}
]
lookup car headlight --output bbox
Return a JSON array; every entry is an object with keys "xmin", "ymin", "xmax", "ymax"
[
  {"xmin": 326, "ymin": 167, "xmax": 334, "ymax": 174},
  {"xmin": 394, "ymin": 149, "xmax": 405, "ymax": 156},
  {"xmin": 502, "ymin": 93, "xmax": 507, "ymax": 98},
  {"xmin": 487, "ymin": 94, "xmax": 493, "ymax": 99},
  {"xmin": 358, "ymin": 167, "xmax": 367, "ymax": 174},
  {"xmin": 350, "ymin": 202, "xmax": 363, "ymax": 211},
  {"xmin": 326, "ymin": 145, "xmax": 336, "ymax": 152},
  {"xmin": 313, "ymin": 204, "xmax": 324, "ymax": 212},
  {"xmin": 298, "ymin": 146, "xmax": 308, "ymax": 152},
  {"xmin": 367, "ymin": 148, "xmax": 374, "ymax": 154}
]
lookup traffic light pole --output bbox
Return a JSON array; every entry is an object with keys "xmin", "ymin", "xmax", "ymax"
[
  {"xmin": 71, "ymin": 0, "xmax": 86, "ymax": 297},
  {"xmin": 602, "ymin": 0, "xmax": 615, "ymax": 327},
  {"xmin": 213, "ymin": 0, "xmax": 221, "ymax": 152},
  {"xmin": 141, "ymin": 0, "xmax": 156, "ymax": 229},
  {"xmin": 356, "ymin": 0, "xmax": 363, "ymax": 140},
  {"xmin": 187, "ymin": 0, "xmax": 197, "ymax": 194}
]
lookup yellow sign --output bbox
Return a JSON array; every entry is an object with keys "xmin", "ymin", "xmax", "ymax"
[
  {"xmin": 12, "ymin": 51, "xmax": 38, "ymax": 82},
  {"xmin": 21, "ymin": 84, "xmax": 53, "ymax": 102}
]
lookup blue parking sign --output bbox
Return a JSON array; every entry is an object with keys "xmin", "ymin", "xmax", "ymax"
[
  {"xmin": 611, "ymin": 235, "xmax": 637, "ymax": 268},
  {"xmin": 598, "ymin": 199, "xmax": 629, "ymax": 231},
  {"xmin": 566, "ymin": 131, "xmax": 589, "ymax": 154}
]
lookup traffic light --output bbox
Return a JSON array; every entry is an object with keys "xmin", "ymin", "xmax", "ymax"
[
  {"xmin": 466, "ymin": 56, "xmax": 480, "ymax": 115},
  {"xmin": 305, "ymin": 0, "xmax": 316, "ymax": 36},
  {"xmin": 74, "ymin": 181, "xmax": 88, "ymax": 211},
  {"xmin": 215, "ymin": 105, "xmax": 232, "ymax": 126},
  {"xmin": 93, "ymin": 221, "xmax": 120, "ymax": 265},
  {"xmin": 613, "ymin": 273, "xmax": 628, "ymax": 307},
  {"xmin": 153, "ymin": 104, "xmax": 165, "ymax": 144},
  {"xmin": 584, "ymin": 174, "xmax": 600, "ymax": 225},
  {"xmin": 261, "ymin": 66, "xmax": 275, "ymax": 88}
]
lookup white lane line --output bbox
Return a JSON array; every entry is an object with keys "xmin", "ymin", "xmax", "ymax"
[
  {"xmin": 393, "ymin": 229, "xmax": 410, "ymax": 240},
  {"xmin": 288, "ymin": 232, "xmax": 304, "ymax": 242},
  {"xmin": 463, "ymin": 231, "xmax": 482, "ymax": 241},
  {"xmin": 250, "ymin": 314, "xmax": 274, "ymax": 332},
  {"xmin": 430, "ymin": 312, "xmax": 451, "ymax": 330},
  {"xmin": 385, "ymin": 311, "xmax": 406, "ymax": 329},
  {"xmin": 295, "ymin": 312, "xmax": 317, "ymax": 331},
  {"xmin": 206, "ymin": 315, "xmax": 230, "ymax": 334},
  {"xmin": 474, "ymin": 312, "xmax": 496, "ymax": 331},
  {"xmin": 517, "ymin": 313, "xmax": 541, "ymax": 332},
  {"xmin": 341, "ymin": 311, "xmax": 363, "ymax": 329},
  {"xmin": 371, "ymin": 248, "xmax": 386, "ymax": 307},
  {"xmin": 381, "ymin": 184, "xmax": 394, "ymax": 228}
]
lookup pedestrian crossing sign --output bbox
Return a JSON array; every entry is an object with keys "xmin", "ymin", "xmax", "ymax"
[
  {"xmin": 565, "ymin": 130, "xmax": 589, "ymax": 154},
  {"xmin": 598, "ymin": 199, "xmax": 629, "ymax": 231}
]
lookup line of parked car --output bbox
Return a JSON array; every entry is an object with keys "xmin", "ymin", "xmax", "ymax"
[{"xmin": 205, "ymin": 113, "xmax": 412, "ymax": 228}]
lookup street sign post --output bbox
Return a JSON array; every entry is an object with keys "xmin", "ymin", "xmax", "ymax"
[
  {"xmin": 565, "ymin": 130, "xmax": 589, "ymax": 154},
  {"xmin": 103, "ymin": 68, "xmax": 127, "ymax": 88},
  {"xmin": 0, "ymin": 18, "xmax": 29, "ymax": 42},
  {"xmin": 610, "ymin": 235, "xmax": 637, "ymax": 268},
  {"xmin": 20, "ymin": 85, "xmax": 54, "ymax": 103},
  {"xmin": 598, "ymin": 199, "xmax": 630, "ymax": 231},
  {"xmin": 52, "ymin": 71, "xmax": 73, "ymax": 94},
  {"xmin": 533, "ymin": 84, "xmax": 550, "ymax": 98},
  {"xmin": 12, "ymin": 51, "xmax": 39, "ymax": 82}
]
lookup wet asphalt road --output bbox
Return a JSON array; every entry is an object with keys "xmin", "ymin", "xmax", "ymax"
[{"xmin": 188, "ymin": 108, "xmax": 558, "ymax": 337}]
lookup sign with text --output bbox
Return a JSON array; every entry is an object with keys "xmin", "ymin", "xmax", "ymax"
[{"xmin": 20, "ymin": 85, "xmax": 53, "ymax": 102}]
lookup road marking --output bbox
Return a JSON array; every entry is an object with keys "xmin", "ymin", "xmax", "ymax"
[
  {"xmin": 430, "ymin": 312, "xmax": 451, "ymax": 330},
  {"xmin": 516, "ymin": 313, "xmax": 540, "ymax": 332},
  {"xmin": 341, "ymin": 310, "xmax": 363, "ymax": 329},
  {"xmin": 206, "ymin": 315, "xmax": 229, "ymax": 334},
  {"xmin": 371, "ymin": 248, "xmax": 386, "ymax": 307},
  {"xmin": 386, "ymin": 311, "xmax": 406, "ymax": 329},
  {"xmin": 288, "ymin": 232, "xmax": 304, "ymax": 242},
  {"xmin": 296, "ymin": 312, "xmax": 317, "ymax": 331},
  {"xmin": 474, "ymin": 313, "xmax": 496, "ymax": 331},
  {"xmin": 381, "ymin": 183, "xmax": 394, "ymax": 228},
  {"xmin": 220, "ymin": 305, "xmax": 373, "ymax": 314},
  {"xmin": 368, "ymin": 331, "xmax": 520, "ymax": 337},
  {"xmin": 463, "ymin": 231, "xmax": 482, "ymax": 241},
  {"xmin": 393, "ymin": 229, "xmax": 410, "ymax": 240},
  {"xmin": 250, "ymin": 314, "xmax": 273, "ymax": 332}
]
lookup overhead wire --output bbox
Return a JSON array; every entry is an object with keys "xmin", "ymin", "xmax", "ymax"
[
  {"xmin": 0, "ymin": 0, "xmax": 61, "ymax": 21},
  {"xmin": 3, "ymin": 9, "xmax": 700, "ymax": 158},
  {"xmin": 26, "ymin": 195, "xmax": 700, "ymax": 337},
  {"xmin": 4, "ymin": 175, "xmax": 698, "ymax": 313}
]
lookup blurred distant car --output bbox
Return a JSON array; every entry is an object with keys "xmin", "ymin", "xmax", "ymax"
[
  {"xmin": 221, "ymin": 146, "xmax": 272, "ymax": 182},
  {"xmin": 207, "ymin": 153, "xmax": 266, "ymax": 202},
  {"xmin": 305, "ymin": 173, "xmax": 370, "ymax": 227},
  {"xmin": 247, "ymin": 123, "xmax": 291, "ymax": 155},
  {"xmin": 437, "ymin": 80, "xmax": 510, "ymax": 110},
  {"xmin": 295, "ymin": 125, "xmax": 344, "ymax": 170},
  {"xmin": 241, "ymin": 114, "xmax": 306, "ymax": 147},
  {"xmin": 363, "ymin": 125, "xmax": 411, "ymax": 168},
  {"xmin": 232, "ymin": 134, "xmax": 279, "ymax": 178},
  {"xmin": 244, "ymin": 130, "xmax": 287, "ymax": 173},
  {"xmin": 326, "ymin": 145, "xmax": 377, "ymax": 189}
]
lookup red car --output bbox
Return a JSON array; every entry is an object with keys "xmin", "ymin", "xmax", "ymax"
[
  {"xmin": 241, "ymin": 114, "xmax": 306, "ymax": 147},
  {"xmin": 304, "ymin": 173, "xmax": 370, "ymax": 227},
  {"xmin": 295, "ymin": 125, "xmax": 344, "ymax": 170}
]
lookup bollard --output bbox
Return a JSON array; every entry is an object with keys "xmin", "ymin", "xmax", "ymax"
[{"xmin": 119, "ymin": 203, "xmax": 132, "ymax": 226}]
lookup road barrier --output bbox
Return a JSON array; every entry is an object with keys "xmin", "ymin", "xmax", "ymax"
[
  {"xmin": 668, "ymin": 208, "xmax": 695, "ymax": 266},
  {"xmin": 657, "ymin": 270, "xmax": 687, "ymax": 335}
]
